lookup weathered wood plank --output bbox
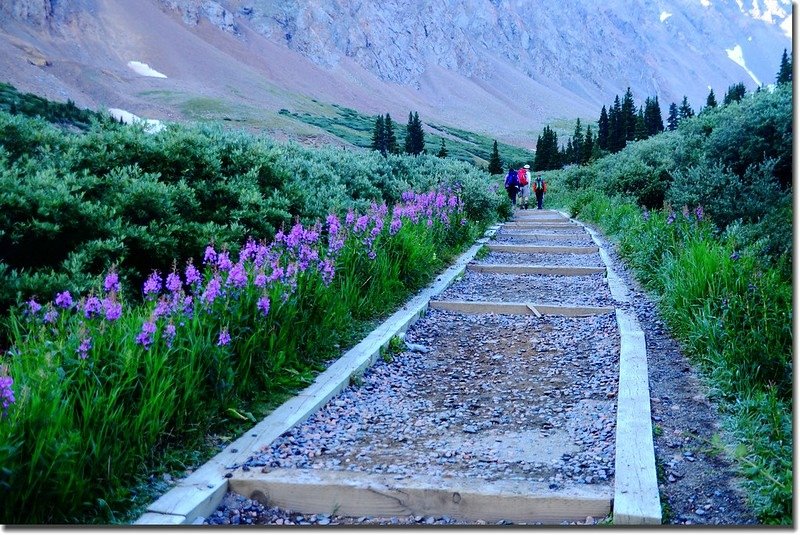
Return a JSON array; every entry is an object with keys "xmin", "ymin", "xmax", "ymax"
[
  {"xmin": 134, "ymin": 512, "xmax": 186, "ymax": 525},
  {"xmin": 613, "ymin": 309, "xmax": 661, "ymax": 524},
  {"xmin": 230, "ymin": 469, "xmax": 611, "ymax": 524},
  {"xmin": 496, "ymin": 232, "xmax": 588, "ymax": 241},
  {"xmin": 487, "ymin": 244, "xmax": 599, "ymax": 254},
  {"xmin": 468, "ymin": 264, "xmax": 605, "ymax": 276},
  {"xmin": 429, "ymin": 300, "xmax": 614, "ymax": 316}
]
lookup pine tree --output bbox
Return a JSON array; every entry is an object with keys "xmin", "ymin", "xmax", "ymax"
[
  {"xmin": 608, "ymin": 95, "xmax": 624, "ymax": 153},
  {"xmin": 643, "ymin": 96, "xmax": 664, "ymax": 136},
  {"xmin": 723, "ymin": 83, "xmax": 746, "ymax": 105},
  {"xmin": 371, "ymin": 115, "xmax": 386, "ymax": 155},
  {"xmin": 571, "ymin": 118, "xmax": 583, "ymax": 165},
  {"xmin": 582, "ymin": 125, "xmax": 594, "ymax": 165},
  {"xmin": 384, "ymin": 113, "xmax": 399, "ymax": 154},
  {"xmin": 678, "ymin": 96, "xmax": 694, "ymax": 122},
  {"xmin": 404, "ymin": 112, "xmax": 414, "ymax": 154},
  {"xmin": 488, "ymin": 140, "xmax": 502, "ymax": 174},
  {"xmin": 534, "ymin": 126, "xmax": 559, "ymax": 171},
  {"xmin": 597, "ymin": 105, "xmax": 609, "ymax": 150},
  {"xmin": 621, "ymin": 87, "xmax": 637, "ymax": 142},
  {"xmin": 634, "ymin": 107, "xmax": 647, "ymax": 140},
  {"xmin": 705, "ymin": 88, "xmax": 717, "ymax": 109},
  {"xmin": 436, "ymin": 138, "xmax": 448, "ymax": 158},
  {"xmin": 777, "ymin": 48, "xmax": 792, "ymax": 85},
  {"xmin": 405, "ymin": 111, "xmax": 425, "ymax": 155},
  {"xmin": 667, "ymin": 102, "xmax": 679, "ymax": 131}
]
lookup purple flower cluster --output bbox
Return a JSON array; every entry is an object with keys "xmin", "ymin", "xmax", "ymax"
[{"xmin": 0, "ymin": 376, "xmax": 14, "ymax": 417}]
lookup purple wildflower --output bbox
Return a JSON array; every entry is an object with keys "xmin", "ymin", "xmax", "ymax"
[
  {"xmin": 354, "ymin": 215, "xmax": 369, "ymax": 233},
  {"xmin": 83, "ymin": 296, "xmax": 102, "ymax": 319},
  {"xmin": 226, "ymin": 262, "xmax": 248, "ymax": 288},
  {"xmin": 389, "ymin": 218, "xmax": 402, "ymax": 235},
  {"xmin": 166, "ymin": 272, "xmax": 182, "ymax": 293},
  {"xmin": 345, "ymin": 210, "xmax": 356, "ymax": 226},
  {"xmin": 182, "ymin": 295, "xmax": 194, "ymax": 316},
  {"xmin": 143, "ymin": 271, "xmax": 162, "ymax": 299},
  {"xmin": 104, "ymin": 272, "xmax": 120, "ymax": 293},
  {"xmin": 55, "ymin": 291, "xmax": 73, "ymax": 309},
  {"xmin": 77, "ymin": 337, "xmax": 92, "ymax": 359},
  {"xmin": 326, "ymin": 214, "xmax": 341, "ymax": 236},
  {"xmin": 28, "ymin": 299, "xmax": 42, "ymax": 314},
  {"xmin": 203, "ymin": 245, "xmax": 217, "ymax": 265},
  {"xmin": 257, "ymin": 295, "xmax": 270, "ymax": 317},
  {"xmin": 102, "ymin": 297, "xmax": 122, "ymax": 321},
  {"xmin": 642, "ymin": 209, "xmax": 650, "ymax": 221},
  {"xmin": 460, "ymin": 218, "xmax": 468, "ymax": 226},
  {"xmin": 216, "ymin": 251, "xmax": 233, "ymax": 272},
  {"xmin": 368, "ymin": 250, "xmax": 377, "ymax": 260},
  {"xmin": 666, "ymin": 211, "xmax": 676, "ymax": 225},
  {"xmin": 202, "ymin": 275, "xmax": 222, "ymax": 305},
  {"xmin": 426, "ymin": 218, "xmax": 433, "ymax": 227},
  {"xmin": 730, "ymin": 251, "xmax": 740, "ymax": 261},
  {"xmin": 240, "ymin": 238, "xmax": 258, "ymax": 263},
  {"xmin": 274, "ymin": 230, "xmax": 285, "ymax": 244},
  {"xmin": 285, "ymin": 224, "xmax": 304, "ymax": 249},
  {"xmin": 0, "ymin": 376, "xmax": 14, "ymax": 417},
  {"xmin": 164, "ymin": 323, "xmax": 177, "ymax": 347},
  {"xmin": 217, "ymin": 328, "xmax": 231, "ymax": 346},
  {"xmin": 43, "ymin": 309, "xmax": 59, "ymax": 324},
  {"xmin": 185, "ymin": 262, "xmax": 201, "ymax": 286},
  {"xmin": 695, "ymin": 205, "xmax": 704, "ymax": 221},
  {"xmin": 319, "ymin": 258, "xmax": 335, "ymax": 285},
  {"xmin": 136, "ymin": 321, "xmax": 157, "ymax": 348},
  {"xmin": 681, "ymin": 205, "xmax": 691, "ymax": 220},
  {"xmin": 254, "ymin": 272, "xmax": 267, "ymax": 288},
  {"xmin": 153, "ymin": 298, "xmax": 171, "ymax": 319}
]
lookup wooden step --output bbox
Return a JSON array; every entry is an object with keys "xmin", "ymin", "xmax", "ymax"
[
  {"xmin": 230, "ymin": 469, "xmax": 612, "ymax": 525},
  {"xmin": 495, "ymin": 233, "xmax": 589, "ymax": 241},
  {"xmin": 468, "ymin": 264, "xmax": 605, "ymax": 276},
  {"xmin": 487, "ymin": 244, "xmax": 599, "ymax": 254},
  {"xmin": 429, "ymin": 300, "xmax": 614, "ymax": 316}
]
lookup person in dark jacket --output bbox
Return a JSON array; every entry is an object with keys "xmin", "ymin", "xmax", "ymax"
[
  {"xmin": 504, "ymin": 168, "xmax": 519, "ymax": 207},
  {"xmin": 533, "ymin": 174, "xmax": 547, "ymax": 209}
]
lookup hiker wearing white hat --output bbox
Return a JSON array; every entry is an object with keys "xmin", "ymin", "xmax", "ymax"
[{"xmin": 517, "ymin": 164, "xmax": 531, "ymax": 209}]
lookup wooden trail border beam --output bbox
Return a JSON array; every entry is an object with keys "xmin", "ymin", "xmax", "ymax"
[
  {"xmin": 135, "ymin": 227, "xmax": 503, "ymax": 524},
  {"xmin": 513, "ymin": 217, "xmax": 569, "ymax": 223},
  {"xmin": 495, "ymin": 233, "xmax": 590, "ymax": 242},
  {"xmin": 429, "ymin": 299, "xmax": 613, "ymax": 316},
  {"xmin": 487, "ymin": 244, "xmax": 599, "ymax": 254},
  {"xmin": 230, "ymin": 469, "xmax": 612, "ymax": 525},
  {"xmin": 468, "ymin": 263, "xmax": 606, "ymax": 276},
  {"xmin": 505, "ymin": 221, "xmax": 577, "ymax": 227}
]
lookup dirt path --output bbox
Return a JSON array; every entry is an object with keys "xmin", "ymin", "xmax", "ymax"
[{"xmin": 200, "ymin": 210, "xmax": 756, "ymax": 526}]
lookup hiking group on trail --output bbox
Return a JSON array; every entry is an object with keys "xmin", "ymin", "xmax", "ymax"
[{"xmin": 505, "ymin": 164, "xmax": 546, "ymax": 210}]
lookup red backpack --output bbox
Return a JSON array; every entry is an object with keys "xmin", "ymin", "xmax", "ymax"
[{"xmin": 518, "ymin": 168, "xmax": 529, "ymax": 186}]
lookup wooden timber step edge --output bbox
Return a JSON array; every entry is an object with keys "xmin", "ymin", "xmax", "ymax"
[
  {"xmin": 487, "ymin": 243, "xmax": 599, "ymax": 254},
  {"xmin": 135, "ymin": 226, "xmax": 503, "ymax": 525},
  {"xmin": 468, "ymin": 264, "xmax": 605, "ymax": 276},
  {"xmin": 429, "ymin": 300, "xmax": 613, "ymax": 317},
  {"xmin": 494, "ymin": 233, "xmax": 590, "ymax": 241},
  {"xmin": 556, "ymin": 211, "xmax": 660, "ymax": 524},
  {"xmin": 229, "ymin": 469, "xmax": 612, "ymax": 525}
]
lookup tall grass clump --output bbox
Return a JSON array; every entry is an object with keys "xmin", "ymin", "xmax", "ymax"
[{"xmin": 0, "ymin": 188, "xmax": 485, "ymax": 523}]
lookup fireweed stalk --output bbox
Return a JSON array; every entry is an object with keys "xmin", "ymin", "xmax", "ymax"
[{"xmin": 0, "ymin": 188, "xmax": 477, "ymax": 523}]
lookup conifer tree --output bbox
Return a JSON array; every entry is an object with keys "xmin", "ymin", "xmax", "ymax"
[
  {"xmin": 608, "ymin": 95, "xmax": 624, "ymax": 153},
  {"xmin": 597, "ymin": 105, "xmax": 609, "ymax": 150},
  {"xmin": 643, "ymin": 96, "xmax": 664, "ymax": 136},
  {"xmin": 634, "ymin": 107, "xmax": 647, "ymax": 140},
  {"xmin": 405, "ymin": 111, "xmax": 425, "ymax": 155},
  {"xmin": 723, "ymin": 83, "xmax": 746, "ymax": 105},
  {"xmin": 436, "ymin": 138, "xmax": 449, "ymax": 158},
  {"xmin": 705, "ymin": 88, "xmax": 717, "ymax": 109},
  {"xmin": 621, "ymin": 87, "xmax": 637, "ymax": 141},
  {"xmin": 534, "ymin": 126, "xmax": 559, "ymax": 171},
  {"xmin": 371, "ymin": 115, "xmax": 386, "ymax": 155},
  {"xmin": 777, "ymin": 48, "xmax": 792, "ymax": 85},
  {"xmin": 582, "ymin": 125, "xmax": 594, "ymax": 165},
  {"xmin": 678, "ymin": 96, "xmax": 694, "ymax": 122},
  {"xmin": 384, "ymin": 113, "xmax": 399, "ymax": 154},
  {"xmin": 488, "ymin": 140, "xmax": 502, "ymax": 174},
  {"xmin": 667, "ymin": 102, "xmax": 679, "ymax": 131},
  {"xmin": 571, "ymin": 118, "xmax": 583, "ymax": 165}
]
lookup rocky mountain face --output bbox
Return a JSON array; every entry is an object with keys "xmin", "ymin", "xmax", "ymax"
[{"xmin": 0, "ymin": 0, "xmax": 791, "ymax": 143}]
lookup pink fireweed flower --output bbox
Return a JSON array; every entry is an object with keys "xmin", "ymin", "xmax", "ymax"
[
  {"xmin": 254, "ymin": 272, "xmax": 267, "ymax": 288},
  {"xmin": 440, "ymin": 212, "xmax": 450, "ymax": 224},
  {"xmin": 102, "ymin": 297, "xmax": 122, "ymax": 321},
  {"xmin": 448, "ymin": 195, "xmax": 459, "ymax": 208},
  {"xmin": 302, "ymin": 227, "xmax": 320, "ymax": 244},
  {"xmin": 285, "ymin": 262, "xmax": 298, "ymax": 280},
  {"xmin": 240, "ymin": 238, "xmax": 258, "ymax": 263},
  {"xmin": 285, "ymin": 223, "xmax": 304, "ymax": 249},
  {"xmin": 55, "ymin": 291, "xmax": 73, "ymax": 309},
  {"xmin": 328, "ymin": 236, "xmax": 345, "ymax": 255},
  {"xmin": 153, "ymin": 298, "xmax": 171, "ymax": 319},
  {"xmin": 227, "ymin": 262, "xmax": 248, "ymax": 288},
  {"xmin": 354, "ymin": 215, "xmax": 369, "ymax": 233},
  {"xmin": 77, "ymin": 337, "xmax": 92, "ymax": 359},
  {"xmin": 326, "ymin": 214, "xmax": 341, "ymax": 236},
  {"xmin": 0, "ymin": 376, "xmax": 14, "ymax": 417},
  {"xmin": 182, "ymin": 295, "xmax": 194, "ymax": 316},
  {"xmin": 216, "ymin": 251, "xmax": 233, "ymax": 272},
  {"xmin": 143, "ymin": 271, "xmax": 162, "ymax": 299},
  {"xmin": 217, "ymin": 328, "xmax": 231, "ymax": 346},
  {"xmin": 185, "ymin": 262, "xmax": 201, "ymax": 286},
  {"xmin": 166, "ymin": 271, "xmax": 182, "ymax": 293},
  {"xmin": 435, "ymin": 193, "xmax": 447, "ymax": 209},
  {"xmin": 104, "ymin": 272, "xmax": 120, "ymax": 293},
  {"xmin": 257, "ymin": 295, "xmax": 270, "ymax": 317},
  {"xmin": 202, "ymin": 275, "xmax": 222, "ymax": 305},
  {"xmin": 27, "ymin": 299, "xmax": 42, "ymax": 314},
  {"xmin": 203, "ymin": 245, "xmax": 217, "ymax": 265},
  {"xmin": 345, "ymin": 210, "xmax": 356, "ymax": 226},
  {"xmin": 267, "ymin": 263, "xmax": 284, "ymax": 283},
  {"xmin": 136, "ymin": 321, "xmax": 157, "ymax": 348},
  {"xmin": 164, "ymin": 323, "xmax": 177, "ymax": 347},
  {"xmin": 274, "ymin": 230, "xmax": 285, "ymax": 244},
  {"xmin": 83, "ymin": 296, "xmax": 102, "ymax": 319},
  {"xmin": 319, "ymin": 258, "xmax": 335, "ymax": 285},
  {"xmin": 389, "ymin": 218, "xmax": 402, "ymax": 235},
  {"xmin": 254, "ymin": 243, "xmax": 270, "ymax": 268}
]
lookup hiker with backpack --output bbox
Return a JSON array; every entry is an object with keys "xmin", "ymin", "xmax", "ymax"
[
  {"xmin": 533, "ymin": 174, "xmax": 547, "ymax": 209},
  {"xmin": 504, "ymin": 167, "xmax": 519, "ymax": 207},
  {"xmin": 517, "ymin": 164, "xmax": 531, "ymax": 209}
]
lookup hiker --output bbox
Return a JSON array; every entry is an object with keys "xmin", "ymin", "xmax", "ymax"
[
  {"xmin": 533, "ymin": 174, "xmax": 547, "ymax": 209},
  {"xmin": 504, "ymin": 167, "xmax": 519, "ymax": 207},
  {"xmin": 517, "ymin": 164, "xmax": 531, "ymax": 209}
]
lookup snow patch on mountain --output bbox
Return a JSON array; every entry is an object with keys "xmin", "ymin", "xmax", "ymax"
[
  {"xmin": 660, "ymin": 11, "xmax": 672, "ymax": 22},
  {"xmin": 725, "ymin": 44, "xmax": 761, "ymax": 85},
  {"xmin": 109, "ymin": 108, "xmax": 166, "ymax": 133},
  {"xmin": 127, "ymin": 61, "xmax": 167, "ymax": 78},
  {"xmin": 699, "ymin": 0, "xmax": 711, "ymax": 6}
]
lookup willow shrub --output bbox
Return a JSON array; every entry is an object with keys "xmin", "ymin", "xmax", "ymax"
[
  {"xmin": 569, "ymin": 190, "xmax": 792, "ymax": 524},
  {"xmin": 0, "ymin": 190, "xmax": 482, "ymax": 523}
]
